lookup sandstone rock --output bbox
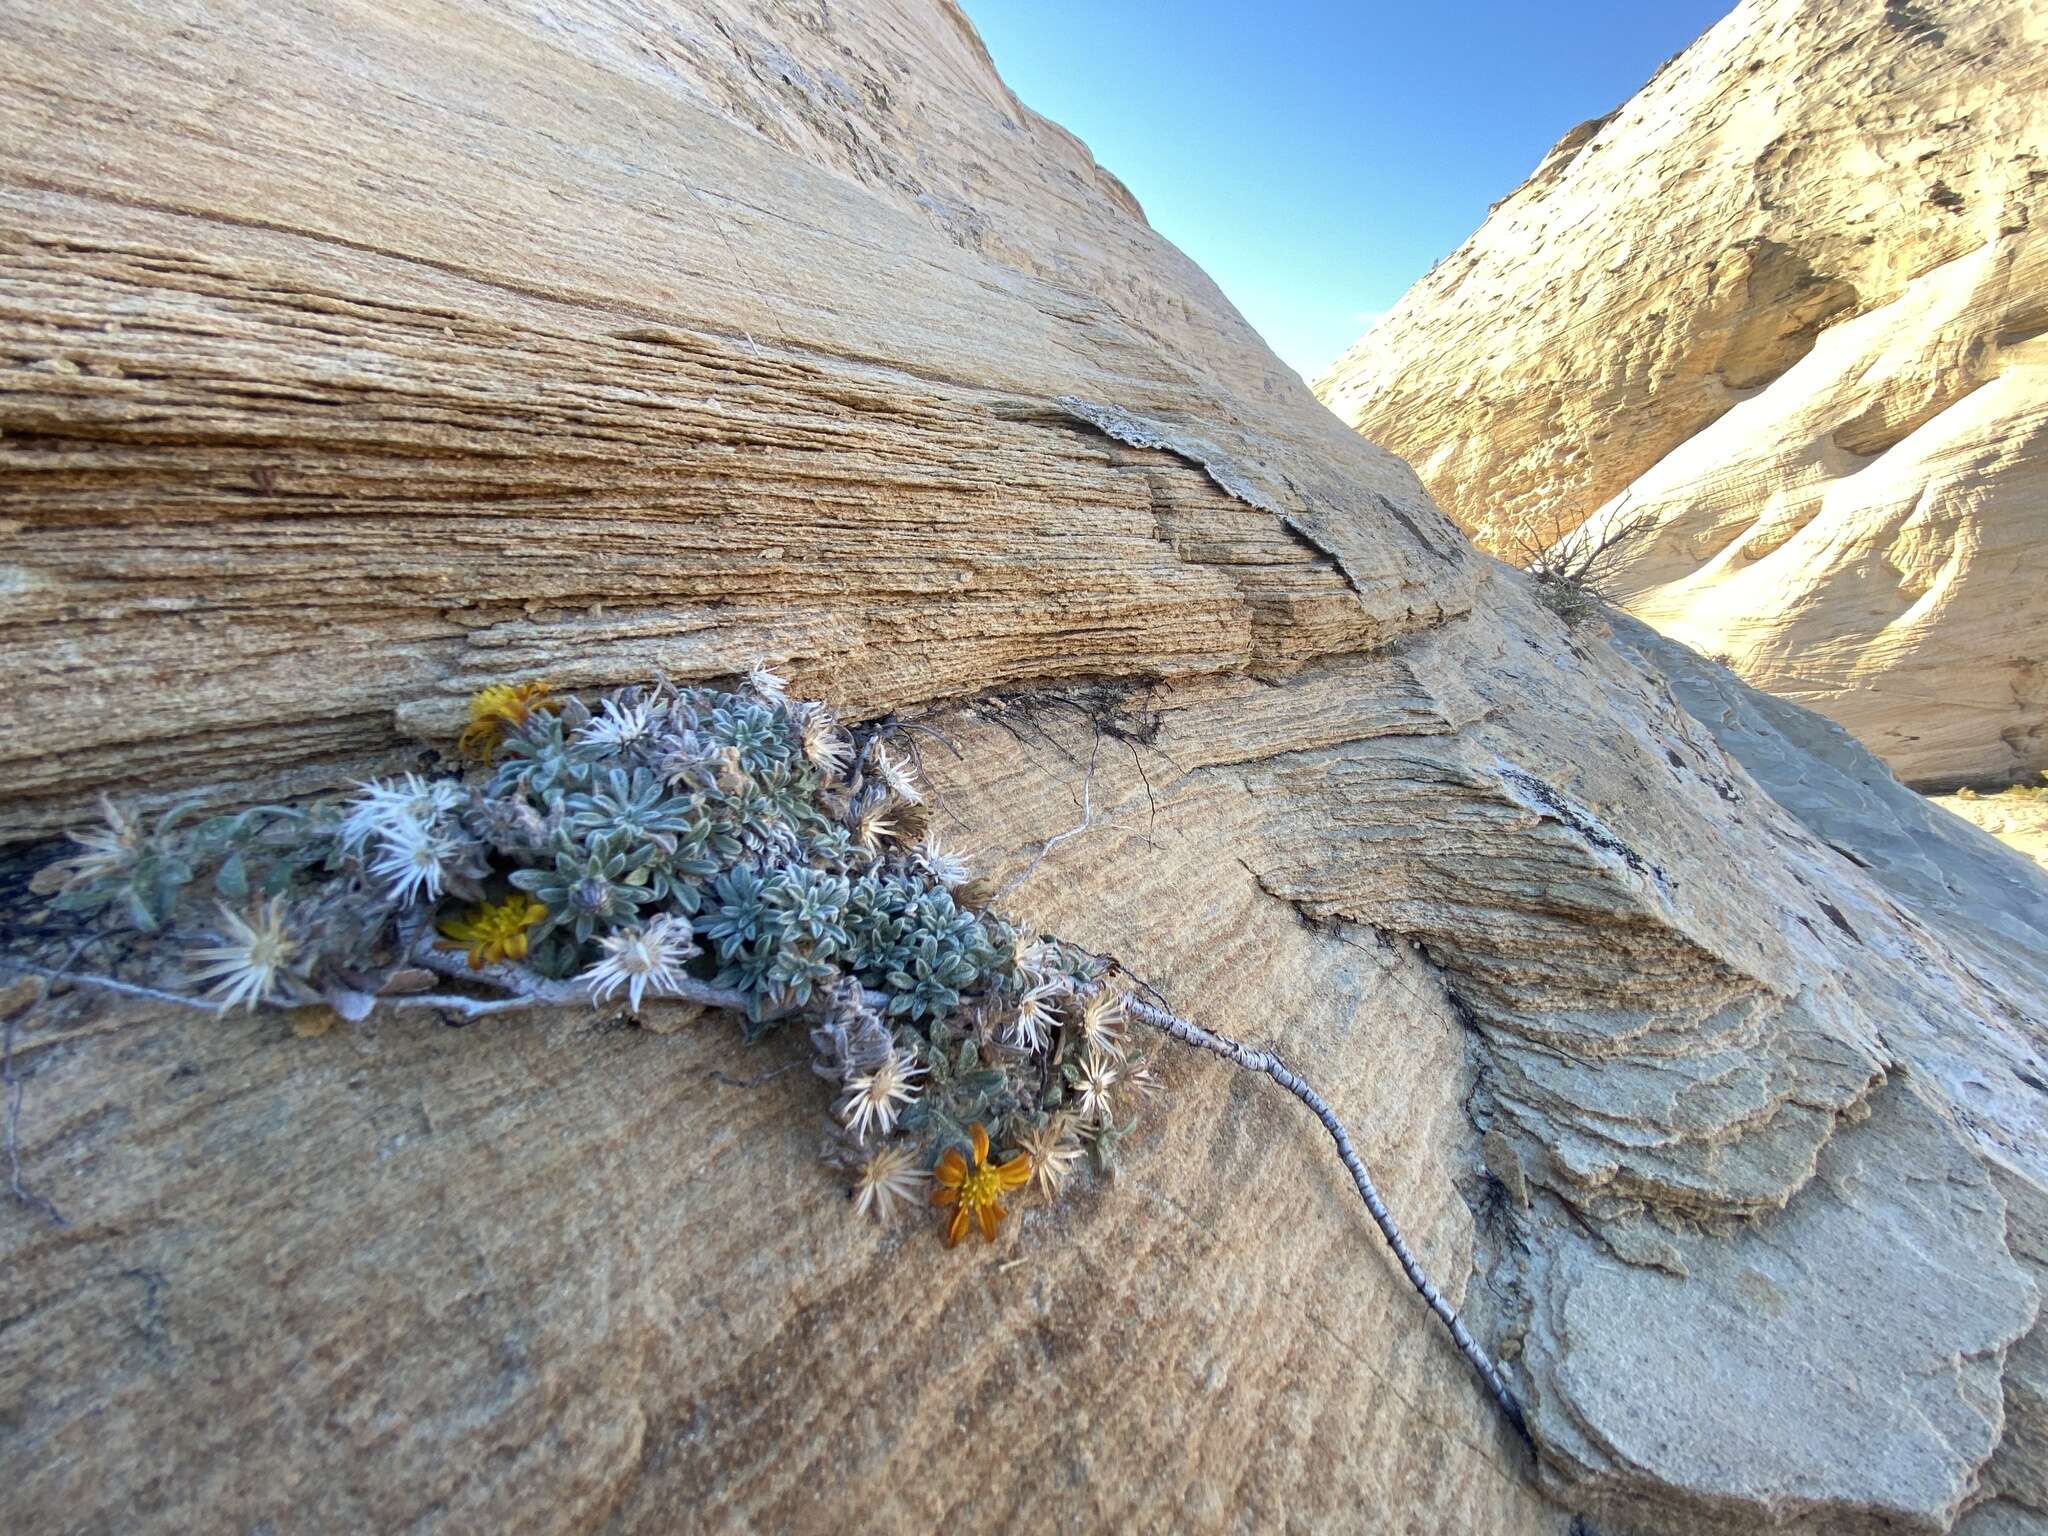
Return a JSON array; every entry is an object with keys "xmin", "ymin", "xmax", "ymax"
[
  {"xmin": 1315, "ymin": 0, "xmax": 2048, "ymax": 789},
  {"xmin": 1606, "ymin": 612, "xmax": 2048, "ymax": 992},
  {"xmin": 1936, "ymin": 785, "xmax": 2048, "ymax": 872},
  {"xmin": 2, "ymin": 4, "xmax": 2045, "ymax": 1534}
]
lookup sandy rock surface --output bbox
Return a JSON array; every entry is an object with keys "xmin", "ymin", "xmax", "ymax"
[
  {"xmin": 1316, "ymin": 0, "xmax": 2048, "ymax": 789},
  {"xmin": 1936, "ymin": 787, "xmax": 2048, "ymax": 870},
  {"xmin": 3, "ymin": 3, "xmax": 2045, "ymax": 1533}
]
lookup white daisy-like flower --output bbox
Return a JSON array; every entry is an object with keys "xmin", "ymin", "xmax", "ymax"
[
  {"xmin": 576, "ymin": 697, "xmax": 656, "ymax": 751},
  {"xmin": 340, "ymin": 773, "xmax": 462, "ymax": 854},
  {"xmin": 745, "ymin": 661, "xmax": 789, "ymax": 704},
  {"xmin": 849, "ymin": 791, "xmax": 897, "ymax": 853},
  {"xmin": 1015, "ymin": 1114, "xmax": 1084, "ymax": 1201},
  {"xmin": 850, "ymin": 1141, "xmax": 929, "ymax": 1223},
  {"xmin": 795, "ymin": 705, "xmax": 852, "ymax": 780},
  {"xmin": 49, "ymin": 795, "xmax": 144, "ymax": 889},
  {"xmin": 583, "ymin": 915, "xmax": 700, "ymax": 1012},
  {"xmin": 1014, "ymin": 937, "xmax": 1063, "ymax": 985},
  {"xmin": 870, "ymin": 742, "xmax": 923, "ymax": 804},
  {"xmin": 912, "ymin": 830, "xmax": 971, "ymax": 889},
  {"xmin": 1072, "ymin": 1045, "xmax": 1119, "ymax": 1126},
  {"xmin": 1010, "ymin": 982, "xmax": 1063, "ymax": 1052},
  {"xmin": 368, "ymin": 820, "xmax": 455, "ymax": 906},
  {"xmin": 1127, "ymin": 1061, "xmax": 1166, "ymax": 1099},
  {"xmin": 188, "ymin": 897, "xmax": 301, "ymax": 1013},
  {"xmin": 837, "ymin": 1047, "xmax": 926, "ymax": 1141},
  {"xmin": 1078, "ymin": 987, "xmax": 1127, "ymax": 1060}
]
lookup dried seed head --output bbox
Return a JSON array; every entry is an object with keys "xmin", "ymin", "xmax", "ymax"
[
  {"xmin": 912, "ymin": 829, "xmax": 971, "ymax": 888},
  {"xmin": 795, "ymin": 704, "xmax": 853, "ymax": 780},
  {"xmin": 1016, "ymin": 1114, "xmax": 1085, "ymax": 1201},
  {"xmin": 745, "ymin": 662, "xmax": 790, "ymax": 704},
  {"xmin": 1010, "ymin": 982, "xmax": 1063, "ymax": 1053},
  {"xmin": 1079, "ymin": 986, "xmax": 1128, "ymax": 1059},
  {"xmin": 847, "ymin": 1141, "xmax": 928, "ymax": 1222},
  {"xmin": 849, "ymin": 788, "xmax": 898, "ymax": 853}
]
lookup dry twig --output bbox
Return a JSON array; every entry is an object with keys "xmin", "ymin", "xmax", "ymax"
[
  {"xmin": 1506, "ymin": 492, "xmax": 1657, "ymax": 623},
  {"xmin": 1128, "ymin": 995, "xmax": 1532, "ymax": 1448},
  {"xmin": 993, "ymin": 730, "xmax": 1103, "ymax": 902}
]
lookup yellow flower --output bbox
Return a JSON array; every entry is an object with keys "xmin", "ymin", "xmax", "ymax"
[
  {"xmin": 931, "ymin": 1123, "xmax": 1031, "ymax": 1246},
  {"xmin": 437, "ymin": 895, "xmax": 546, "ymax": 970},
  {"xmin": 457, "ymin": 680, "xmax": 558, "ymax": 761}
]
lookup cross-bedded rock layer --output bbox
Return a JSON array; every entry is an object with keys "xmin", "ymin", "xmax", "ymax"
[
  {"xmin": 2, "ymin": 4, "xmax": 2044, "ymax": 1533},
  {"xmin": 1317, "ymin": 0, "xmax": 2048, "ymax": 789}
]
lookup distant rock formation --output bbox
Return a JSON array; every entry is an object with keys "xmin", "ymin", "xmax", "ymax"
[
  {"xmin": 1937, "ymin": 783, "xmax": 2048, "ymax": 867},
  {"xmin": 1316, "ymin": 0, "xmax": 2048, "ymax": 788},
  {"xmin": 2, "ymin": 3, "xmax": 2044, "ymax": 1534}
]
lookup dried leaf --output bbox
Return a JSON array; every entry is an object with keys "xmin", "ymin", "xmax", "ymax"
[
  {"xmin": 0, "ymin": 976, "xmax": 44, "ymax": 1015},
  {"xmin": 289, "ymin": 1007, "xmax": 339, "ymax": 1038}
]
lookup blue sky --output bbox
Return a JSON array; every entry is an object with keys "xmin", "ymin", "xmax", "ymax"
[{"xmin": 963, "ymin": 1, "xmax": 1734, "ymax": 380}]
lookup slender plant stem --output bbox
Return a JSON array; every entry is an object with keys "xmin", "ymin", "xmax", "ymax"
[
  {"xmin": 993, "ymin": 730, "xmax": 1102, "ymax": 902},
  {"xmin": 0, "ymin": 946, "xmax": 887, "ymax": 1030},
  {"xmin": 407, "ymin": 939, "xmax": 878, "ymax": 1020},
  {"xmin": 1127, "ymin": 996, "xmax": 1532, "ymax": 1449},
  {"xmin": 5, "ymin": 935, "xmax": 1535, "ymax": 1447},
  {"xmin": 0, "ymin": 961, "xmax": 224, "ymax": 1013}
]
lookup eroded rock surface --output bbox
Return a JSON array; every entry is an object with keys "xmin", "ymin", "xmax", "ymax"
[
  {"xmin": 1936, "ymin": 787, "xmax": 2048, "ymax": 872},
  {"xmin": 1316, "ymin": 0, "xmax": 2048, "ymax": 788},
  {"xmin": 2, "ymin": 3, "xmax": 2044, "ymax": 1534}
]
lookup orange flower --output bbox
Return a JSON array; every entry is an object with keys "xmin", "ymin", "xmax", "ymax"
[
  {"xmin": 457, "ymin": 680, "xmax": 558, "ymax": 761},
  {"xmin": 931, "ymin": 1123, "xmax": 1032, "ymax": 1246}
]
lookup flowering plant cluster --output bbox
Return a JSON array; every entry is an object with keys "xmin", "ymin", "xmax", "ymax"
[
  {"xmin": 27, "ymin": 669, "xmax": 1538, "ymax": 1441},
  {"xmin": 39, "ymin": 669, "xmax": 1157, "ymax": 1244}
]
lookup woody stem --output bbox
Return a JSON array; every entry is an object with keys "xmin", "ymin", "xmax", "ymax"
[{"xmin": 1127, "ymin": 996, "xmax": 1533, "ymax": 1451}]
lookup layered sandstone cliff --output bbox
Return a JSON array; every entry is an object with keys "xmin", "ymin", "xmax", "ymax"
[
  {"xmin": 1316, "ymin": 0, "xmax": 2048, "ymax": 789},
  {"xmin": 2, "ymin": 4, "xmax": 2045, "ymax": 1534}
]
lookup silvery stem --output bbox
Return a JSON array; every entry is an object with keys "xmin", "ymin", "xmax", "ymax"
[{"xmin": 1127, "ymin": 997, "xmax": 1532, "ymax": 1449}]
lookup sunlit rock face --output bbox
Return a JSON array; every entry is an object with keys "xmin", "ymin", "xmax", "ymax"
[
  {"xmin": 1936, "ymin": 785, "xmax": 2048, "ymax": 870},
  {"xmin": 1317, "ymin": 0, "xmax": 2048, "ymax": 789},
  {"xmin": 1, "ymin": 3, "xmax": 2044, "ymax": 1534}
]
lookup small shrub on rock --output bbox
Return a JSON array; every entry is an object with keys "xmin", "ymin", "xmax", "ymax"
[
  {"xmin": 1509, "ymin": 495, "xmax": 1657, "ymax": 625},
  {"xmin": 34, "ymin": 670, "xmax": 1150, "ymax": 1244},
  {"xmin": 18, "ymin": 669, "xmax": 1526, "ymax": 1439}
]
